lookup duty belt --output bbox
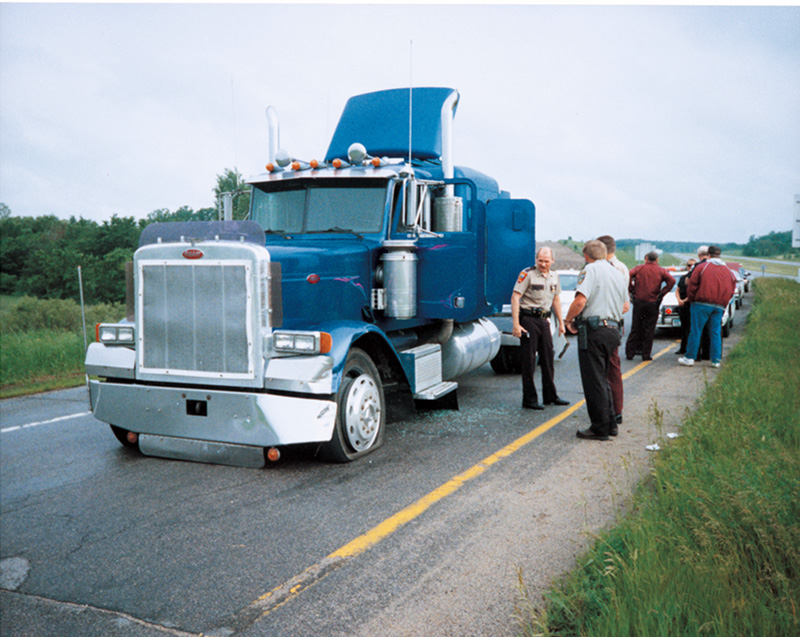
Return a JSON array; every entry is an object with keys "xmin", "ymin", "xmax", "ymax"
[
  {"xmin": 579, "ymin": 316, "xmax": 621, "ymax": 329},
  {"xmin": 521, "ymin": 307, "xmax": 551, "ymax": 319}
]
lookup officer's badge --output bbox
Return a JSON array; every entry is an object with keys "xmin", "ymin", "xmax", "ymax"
[
  {"xmin": 577, "ymin": 271, "xmax": 586, "ymax": 284},
  {"xmin": 517, "ymin": 271, "xmax": 527, "ymax": 284}
]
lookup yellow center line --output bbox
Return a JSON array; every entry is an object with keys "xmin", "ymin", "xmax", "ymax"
[
  {"xmin": 239, "ymin": 338, "xmax": 679, "ymax": 625},
  {"xmin": 330, "ymin": 399, "xmax": 583, "ymax": 559},
  {"xmin": 622, "ymin": 341, "xmax": 678, "ymax": 380}
]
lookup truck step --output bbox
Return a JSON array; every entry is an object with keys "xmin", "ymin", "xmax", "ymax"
[{"xmin": 413, "ymin": 380, "xmax": 458, "ymax": 401}]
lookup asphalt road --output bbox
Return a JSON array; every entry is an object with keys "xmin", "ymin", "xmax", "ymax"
[{"xmin": 0, "ymin": 298, "xmax": 750, "ymax": 637}]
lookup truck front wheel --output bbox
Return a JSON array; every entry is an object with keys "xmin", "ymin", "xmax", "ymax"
[{"xmin": 320, "ymin": 348, "xmax": 385, "ymax": 462}]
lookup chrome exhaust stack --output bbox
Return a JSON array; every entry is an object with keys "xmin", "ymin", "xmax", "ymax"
[
  {"xmin": 435, "ymin": 90, "xmax": 463, "ymax": 230},
  {"xmin": 266, "ymin": 106, "xmax": 279, "ymax": 164}
]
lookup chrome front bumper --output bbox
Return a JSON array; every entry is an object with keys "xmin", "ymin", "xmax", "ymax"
[{"xmin": 89, "ymin": 380, "xmax": 336, "ymax": 448}]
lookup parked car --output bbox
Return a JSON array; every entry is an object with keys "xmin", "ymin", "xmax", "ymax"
[
  {"xmin": 726, "ymin": 261, "xmax": 751, "ymax": 294},
  {"xmin": 656, "ymin": 271, "xmax": 687, "ymax": 331},
  {"xmin": 553, "ymin": 269, "xmax": 580, "ymax": 321},
  {"xmin": 657, "ymin": 273, "xmax": 735, "ymax": 338},
  {"xmin": 730, "ymin": 269, "xmax": 745, "ymax": 308},
  {"xmin": 721, "ymin": 297, "xmax": 736, "ymax": 337}
]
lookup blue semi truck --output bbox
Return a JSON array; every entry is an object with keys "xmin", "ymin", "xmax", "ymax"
[{"xmin": 86, "ymin": 87, "xmax": 536, "ymax": 467}]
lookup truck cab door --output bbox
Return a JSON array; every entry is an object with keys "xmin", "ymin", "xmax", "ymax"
[{"xmin": 485, "ymin": 199, "xmax": 536, "ymax": 311}]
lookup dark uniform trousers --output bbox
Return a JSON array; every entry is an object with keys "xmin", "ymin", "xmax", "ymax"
[
  {"xmin": 579, "ymin": 325, "xmax": 621, "ymax": 436},
  {"xmin": 625, "ymin": 299, "xmax": 659, "ymax": 359},
  {"xmin": 520, "ymin": 314, "xmax": 557, "ymax": 405},
  {"xmin": 607, "ymin": 348, "xmax": 623, "ymax": 419}
]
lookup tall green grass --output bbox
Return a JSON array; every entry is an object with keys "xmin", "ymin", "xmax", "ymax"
[
  {"xmin": 517, "ymin": 278, "xmax": 800, "ymax": 636},
  {"xmin": 0, "ymin": 296, "xmax": 125, "ymax": 396},
  {"xmin": 1, "ymin": 330, "xmax": 86, "ymax": 384}
]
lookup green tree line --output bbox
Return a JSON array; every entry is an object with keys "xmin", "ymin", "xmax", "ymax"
[
  {"xmin": 614, "ymin": 234, "xmax": 797, "ymax": 259},
  {"xmin": 742, "ymin": 230, "xmax": 794, "ymax": 257},
  {"xmin": 0, "ymin": 169, "xmax": 249, "ymax": 305},
  {"xmin": 614, "ymin": 238, "xmax": 743, "ymax": 254}
]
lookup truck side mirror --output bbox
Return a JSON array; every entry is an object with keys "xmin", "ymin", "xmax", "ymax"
[{"xmin": 403, "ymin": 179, "xmax": 418, "ymax": 228}]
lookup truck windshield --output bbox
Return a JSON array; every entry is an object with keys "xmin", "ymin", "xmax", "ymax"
[{"xmin": 250, "ymin": 181, "xmax": 387, "ymax": 234}]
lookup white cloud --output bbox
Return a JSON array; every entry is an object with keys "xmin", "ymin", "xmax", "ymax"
[{"xmin": 1, "ymin": 4, "xmax": 798, "ymax": 244}]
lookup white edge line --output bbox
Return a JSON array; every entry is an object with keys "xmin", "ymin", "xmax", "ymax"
[{"xmin": 1, "ymin": 411, "xmax": 91, "ymax": 434}]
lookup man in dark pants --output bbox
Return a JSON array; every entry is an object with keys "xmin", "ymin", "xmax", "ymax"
[
  {"xmin": 597, "ymin": 235, "xmax": 629, "ymax": 427},
  {"xmin": 675, "ymin": 257, "xmax": 696, "ymax": 354},
  {"xmin": 511, "ymin": 246, "xmax": 569, "ymax": 410},
  {"xmin": 565, "ymin": 241, "xmax": 628, "ymax": 440},
  {"xmin": 625, "ymin": 252, "xmax": 675, "ymax": 361}
]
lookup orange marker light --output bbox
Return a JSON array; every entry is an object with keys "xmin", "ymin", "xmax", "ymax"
[
  {"xmin": 319, "ymin": 332, "xmax": 332, "ymax": 354},
  {"xmin": 371, "ymin": 157, "xmax": 381, "ymax": 167},
  {"xmin": 267, "ymin": 447, "xmax": 281, "ymax": 462},
  {"xmin": 310, "ymin": 159, "xmax": 319, "ymax": 169},
  {"xmin": 332, "ymin": 158, "xmax": 343, "ymax": 168},
  {"xmin": 266, "ymin": 163, "xmax": 275, "ymax": 172}
]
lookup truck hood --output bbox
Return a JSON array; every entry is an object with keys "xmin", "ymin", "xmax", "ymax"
[{"xmin": 267, "ymin": 240, "xmax": 374, "ymax": 329}]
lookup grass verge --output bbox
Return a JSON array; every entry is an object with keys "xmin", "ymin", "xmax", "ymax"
[
  {"xmin": 516, "ymin": 277, "xmax": 800, "ymax": 636},
  {"xmin": 1, "ymin": 296, "xmax": 124, "ymax": 399}
]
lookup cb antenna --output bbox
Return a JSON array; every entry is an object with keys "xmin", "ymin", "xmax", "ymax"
[{"xmin": 408, "ymin": 39, "xmax": 413, "ymax": 165}]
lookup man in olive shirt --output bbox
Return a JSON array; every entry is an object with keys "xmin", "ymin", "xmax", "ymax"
[
  {"xmin": 511, "ymin": 247, "xmax": 569, "ymax": 410},
  {"xmin": 565, "ymin": 241, "xmax": 627, "ymax": 440}
]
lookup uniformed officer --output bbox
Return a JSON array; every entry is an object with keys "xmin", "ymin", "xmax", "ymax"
[
  {"xmin": 596, "ymin": 235, "xmax": 629, "ymax": 427},
  {"xmin": 564, "ymin": 240, "xmax": 627, "ymax": 440},
  {"xmin": 511, "ymin": 246, "xmax": 570, "ymax": 410}
]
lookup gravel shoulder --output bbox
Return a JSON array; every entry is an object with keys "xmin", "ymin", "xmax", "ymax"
[{"xmin": 350, "ymin": 313, "xmax": 747, "ymax": 637}]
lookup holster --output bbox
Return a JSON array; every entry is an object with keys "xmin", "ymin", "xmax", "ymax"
[{"xmin": 576, "ymin": 319, "xmax": 589, "ymax": 351}]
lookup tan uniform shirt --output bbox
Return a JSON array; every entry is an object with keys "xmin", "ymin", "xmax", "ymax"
[{"xmin": 513, "ymin": 267, "xmax": 561, "ymax": 310}]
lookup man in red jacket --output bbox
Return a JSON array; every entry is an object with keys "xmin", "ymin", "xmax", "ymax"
[
  {"xmin": 678, "ymin": 245, "xmax": 737, "ymax": 368},
  {"xmin": 625, "ymin": 252, "xmax": 675, "ymax": 361}
]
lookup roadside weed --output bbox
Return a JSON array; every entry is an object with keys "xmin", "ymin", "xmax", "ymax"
[{"xmin": 517, "ymin": 279, "xmax": 800, "ymax": 636}]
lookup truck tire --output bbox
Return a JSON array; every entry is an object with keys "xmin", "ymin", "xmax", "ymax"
[
  {"xmin": 489, "ymin": 345, "xmax": 522, "ymax": 374},
  {"xmin": 319, "ymin": 348, "xmax": 385, "ymax": 462}
]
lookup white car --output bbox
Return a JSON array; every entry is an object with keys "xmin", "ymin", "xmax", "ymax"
[
  {"xmin": 656, "ymin": 270, "xmax": 687, "ymax": 331},
  {"xmin": 730, "ymin": 269, "xmax": 745, "ymax": 308},
  {"xmin": 657, "ymin": 270, "xmax": 735, "ymax": 337},
  {"xmin": 727, "ymin": 262, "xmax": 751, "ymax": 293},
  {"xmin": 555, "ymin": 269, "xmax": 581, "ymax": 321}
]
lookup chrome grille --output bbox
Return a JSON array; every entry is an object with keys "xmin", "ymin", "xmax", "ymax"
[{"xmin": 139, "ymin": 260, "xmax": 253, "ymax": 377}]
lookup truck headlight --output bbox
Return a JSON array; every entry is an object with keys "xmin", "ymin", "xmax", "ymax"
[
  {"xmin": 96, "ymin": 323, "xmax": 135, "ymax": 346},
  {"xmin": 272, "ymin": 331, "xmax": 332, "ymax": 355}
]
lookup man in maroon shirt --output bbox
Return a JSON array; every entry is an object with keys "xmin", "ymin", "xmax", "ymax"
[{"xmin": 625, "ymin": 252, "xmax": 675, "ymax": 361}]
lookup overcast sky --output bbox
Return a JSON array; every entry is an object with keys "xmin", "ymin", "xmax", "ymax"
[{"xmin": 1, "ymin": 3, "xmax": 798, "ymax": 244}]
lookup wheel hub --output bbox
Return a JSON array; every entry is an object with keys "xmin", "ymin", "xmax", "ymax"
[{"xmin": 344, "ymin": 374, "xmax": 382, "ymax": 450}]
